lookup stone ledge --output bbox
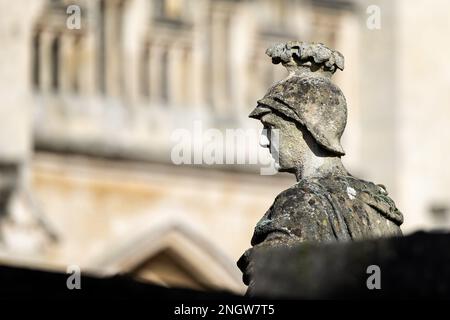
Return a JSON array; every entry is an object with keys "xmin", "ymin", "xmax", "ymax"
[{"xmin": 249, "ymin": 231, "xmax": 450, "ymax": 299}]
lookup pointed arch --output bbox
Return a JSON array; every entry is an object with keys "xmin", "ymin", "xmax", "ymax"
[{"xmin": 89, "ymin": 217, "xmax": 245, "ymax": 293}]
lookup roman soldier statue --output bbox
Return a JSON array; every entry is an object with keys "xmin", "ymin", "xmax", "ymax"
[{"xmin": 238, "ymin": 42, "xmax": 403, "ymax": 294}]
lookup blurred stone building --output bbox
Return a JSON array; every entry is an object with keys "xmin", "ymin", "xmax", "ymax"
[{"xmin": 0, "ymin": 0, "xmax": 449, "ymax": 293}]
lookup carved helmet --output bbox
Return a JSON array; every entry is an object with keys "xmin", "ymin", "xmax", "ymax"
[{"xmin": 249, "ymin": 42, "xmax": 347, "ymax": 156}]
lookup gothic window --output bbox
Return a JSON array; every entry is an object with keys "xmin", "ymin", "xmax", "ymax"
[
  {"xmin": 32, "ymin": 32, "xmax": 40, "ymax": 90},
  {"xmin": 50, "ymin": 36, "xmax": 60, "ymax": 91},
  {"xmin": 273, "ymin": 0, "xmax": 287, "ymax": 27},
  {"xmin": 98, "ymin": 0, "xmax": 106, "ymax": 94},
  {"xmin": 160, "ymin": 48, "xmax": 169, "ymax": 103},
  {"xmin": 96, "ymin": 0, "xmax": 126, "ymax": 97},
  {"xmin": 72, "ymin": 35, "xmax": 81, "ymax": 93},
  {"xmin": 181, "ymin": 47, "xmax": 191, "ymax": 104},
  {"xmin": 155, "ymin": 0, "xmax": 184, "ymax": 21},
  {"xmin": 140, "ymin": 44, "xmax": 150, "ymax": 98}
]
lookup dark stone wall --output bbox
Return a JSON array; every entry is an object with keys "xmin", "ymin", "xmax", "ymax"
[{"xmin": 249, "ymin": 231, "xmax": 450, "ymax": 299}]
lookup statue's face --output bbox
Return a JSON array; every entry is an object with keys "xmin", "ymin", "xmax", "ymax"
[{"xmin": 259, "ymin": 112, "xmax": 310, "ymax": 172}]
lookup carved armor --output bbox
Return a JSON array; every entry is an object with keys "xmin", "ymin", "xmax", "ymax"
[{"xmin": 249, "ymin": 41, "xmax": 347, "ymax": 155}]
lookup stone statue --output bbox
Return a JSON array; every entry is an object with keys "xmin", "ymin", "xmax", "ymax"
[{"xmin": 238, "ymin": 42, "xmax": 403, "ymax": 294}]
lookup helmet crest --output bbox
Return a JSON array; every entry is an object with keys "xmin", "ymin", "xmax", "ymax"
[{"xmin": 266, "ymin": 41, "xmax": 344, "ymax": 76}]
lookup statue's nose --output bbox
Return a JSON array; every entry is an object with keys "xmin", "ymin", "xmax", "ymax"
[{"xmin": 259, "ymin": 129, "xmax": 270, "ymax": 148}]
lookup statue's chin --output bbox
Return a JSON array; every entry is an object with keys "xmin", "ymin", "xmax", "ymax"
[
  {"xmin": 270, "ymin": 157, "xmax": 295, "ymax": 173},
  {"xmin": 274, "ymin": 162, "xmax": 281, "ymax": 171},
  {"xmin": 276, "ymin": 166, "xmax": 291, "ymax": 173}
]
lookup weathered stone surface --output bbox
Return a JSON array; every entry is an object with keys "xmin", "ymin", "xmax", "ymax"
[
  {"xmin": 239, "ymin": 42, "xmax": 404, "ymax": 294},
  {"xmin": 245, "ymin": 231, "xmax": 450, "ymax": 299},
  {"xmin": 237, "ymin": 174, "xmax": 403, "ymax": 287}
]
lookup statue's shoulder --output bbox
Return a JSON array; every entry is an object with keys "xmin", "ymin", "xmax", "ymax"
[
  {"xmin": 270, "ymin": 180, "xmax": 333, "ymax": 217},
  {"xmin": 313, "ymin": 174, "xmax": 404, "ymax": 226}
]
